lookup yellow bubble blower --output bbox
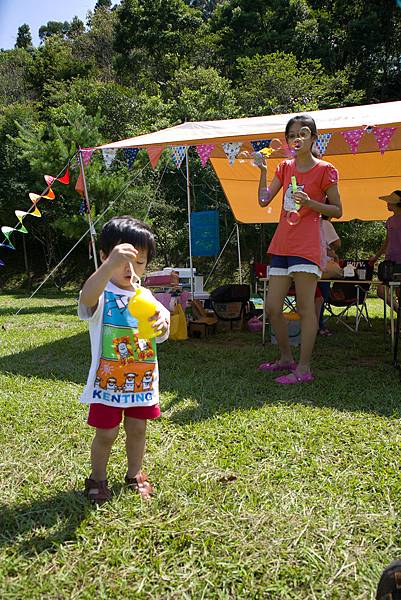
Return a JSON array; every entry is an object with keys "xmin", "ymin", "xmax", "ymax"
[{"xmin": 127, "ymin": 265, "xmax": 160, "ymax": 339}]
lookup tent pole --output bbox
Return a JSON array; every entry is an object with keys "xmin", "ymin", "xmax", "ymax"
[
  {"xmin": 185, "ymin": 147, "xmax": 194, "ymax": 300},
  {"xmin": 236, "ymin": 222, "xmax": 242, "ymax": 284},
  {"xmin": 204, "ymin": 225, "xmax": 236, "ymax": 287},
  {"xmin": 78, "ymin": 148, "xmax": 98, "ymax": 270}
]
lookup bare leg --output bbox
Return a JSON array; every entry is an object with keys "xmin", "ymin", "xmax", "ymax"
[
  {"xmin": 315, "ymin": 296, "xmax": 324, "ymax": 331},
  {"xmin": 266, "ymin": 275, "xmax": 293, "ymax": 364},
  {"xmin": 90, "ymin": 426, "xmax": 119, "ymax": 481},
  {"xmin": 292, "ymin": 272, "xmax": 318, "ymax": 375},
  {"xmin": 378, "ymin": 284, "xmax": 399, "ymax": 311},
  {"xmin": 124, "ymin": 416, "xmax": 147, "ymax": 478}
]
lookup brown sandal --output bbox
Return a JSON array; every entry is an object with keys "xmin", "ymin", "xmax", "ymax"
[
  {"xmin": 125, "ymin": 471, "xmax": 153, "ymax": 500},
  {"xmin": 85, "ymin": 477, "xmax": 112, "ymax": 505}
]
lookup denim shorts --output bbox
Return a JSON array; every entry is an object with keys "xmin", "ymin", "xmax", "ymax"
[{"xmin": 269, "ymin": 255, "xmax": 321, "ymax": 278}]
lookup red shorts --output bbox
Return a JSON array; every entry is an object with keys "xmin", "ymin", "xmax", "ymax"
[{"xmin": 88, "ymin": 403, "xmax": 161, "ymax": 429}]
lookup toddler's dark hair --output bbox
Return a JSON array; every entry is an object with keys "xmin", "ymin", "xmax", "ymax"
[{"xmin": 99, "ymin": 216, "xmax": 156, "ymax": 263}]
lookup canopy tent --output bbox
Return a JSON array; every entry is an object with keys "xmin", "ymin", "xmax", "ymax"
[{"xmin": 98, "ymin": 100, "xmax": 401, "ymax": 223}]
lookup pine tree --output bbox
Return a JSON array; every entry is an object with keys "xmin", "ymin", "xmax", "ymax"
[{"xmin": 15, "ymin": 24, "xmax": 32, "ymax": 49}]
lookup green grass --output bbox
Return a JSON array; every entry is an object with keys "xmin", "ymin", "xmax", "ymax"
[{"xmin": 0, "ymin": 292, "xmax": 400, "ymax": 599}]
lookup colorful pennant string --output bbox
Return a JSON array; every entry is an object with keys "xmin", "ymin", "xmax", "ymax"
[
  {"xmin": 315, "ymin": 133, "xmax": 332, "ymax": 157},
  {"xmin": 341, "ymin": 129, "xmax": 365, "ymax": 154},
  {"xmin": 44, "ymin": 167, "xmax": 69, "ymax": 186},
  {"xmin": 147, "ymin": 146, "xmax": 164, "ymax": 170},
  {"xmin": 102, "ymin": 149, "xmax": 117, "ymax": 169},
  {"xmin": 81, "ymin": 149, "xmax": 94, "ymax": 167},
  {"xmin": 222, "ymin": 142, "xmax": 242, "ymax": 166},
  {"xmin": 75, "ymin": 168, "xmax": 85, "ymax": 196},
  {"xmin": 196, "ymin": 144, "xmax": 214, "ymax": 167},
  {"xmin": 170, "ymin": 146, "xmax": 186, "ymax": 169},
  {"xmin": 124, "ymin": 148, "xmax": 139, "ymax": 169},
  {"xmin": 251, "ymin": 140, "xmax": 271, "ymax": 152},
  {"xmin": 373, "ymin": 127, "xmax": 396, "ymax": 155}
]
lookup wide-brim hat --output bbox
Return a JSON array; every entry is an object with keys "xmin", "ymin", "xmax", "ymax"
[{"xmin": 378, "ymin": 190, "xmax": 401, "ymax": 204}]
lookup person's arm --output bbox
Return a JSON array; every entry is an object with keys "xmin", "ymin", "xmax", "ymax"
[
  {"xmin": 327, "ymin": 238, "xmax": 341, "ymax": 260},
  {"xmin": 294, "ymin": 183, "xmax": 342, "ymax": 218},
  {"xmin": 258, "ymin": 162, "xmax": 282, "ymax": 207},
  {"xmin": 369, "ymin": 235, "xmax": 388, "ymax": 264},
  {"xmin": 81, "ymin": 243, "xmax": 138, "ymax": 308}
]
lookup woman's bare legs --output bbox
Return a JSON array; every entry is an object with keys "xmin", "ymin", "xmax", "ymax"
[
  {"xmin": 292, "ymin": 272, "xmax": 318, "ymax": 375},
  {"xmin": 265, "ymin": 275, "xmax": 293, "ymax": 364}
]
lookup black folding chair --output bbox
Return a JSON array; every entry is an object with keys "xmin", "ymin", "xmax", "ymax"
[
  {"xmin": 210, "ymin": 284, "xmax": 251, "ymax": 330},
  {"xmin": 324, "ymin": 260, "xmax": 373, "ymax": 332}
]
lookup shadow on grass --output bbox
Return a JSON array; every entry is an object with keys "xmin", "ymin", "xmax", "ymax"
[
  {"xmin": 159, "ymin": 317, "xmax": 401, "ymax": 423},
  {"xmin": 0, "ymin": 332, "xmax": 89, "ymax": 384},
  {"xmin": 0, "ymin": 304, "xmax": 78, "ymax": 318},
  {"xmin": 0, "ymin": 311, "xmax": 399, "ymax": 421},
  {"xmin": 0, "ymin": 490, "xmax": 91, "ymax": 555}
]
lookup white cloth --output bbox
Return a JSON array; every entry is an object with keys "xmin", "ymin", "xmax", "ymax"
[
  {"xmin": 322, "ymin": 220, "xmax": 339, "ymax": 247},
  {"xmin": 78, "ymin": 282, "xmax": 170, "ymax": 407}
]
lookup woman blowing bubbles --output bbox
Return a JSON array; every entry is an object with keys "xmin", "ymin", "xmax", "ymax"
[{"xmin": 257, "ymin": 115, "xmax": 342, "ymax": 384}]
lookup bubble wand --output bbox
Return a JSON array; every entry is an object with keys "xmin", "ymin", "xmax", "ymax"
[{"xmin": 286, "ymin": 175, "xmax": 301, "ymax": 226}]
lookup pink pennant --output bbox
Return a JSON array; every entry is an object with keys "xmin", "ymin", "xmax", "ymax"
[
  {"xmin": 341, "ymin": 129, "xmax": 365, "ymax": 154},
  {"xmin": 373, "ymin": 127, "xmax": 396, "ymax": 155},
  {"xmin": 196, "ymin": 144, "xmax": 215, "ymax": 168},
  {"xmin": 147, "ymin": 146, "xmax": 164, "ymax": 170},
  {"xmin": 44, "ymin": 175, "xmax": 55, "ymax": 186},
  {"xmin": 81, "ymin": 148, "xmax": 94, "ymax": 166}
]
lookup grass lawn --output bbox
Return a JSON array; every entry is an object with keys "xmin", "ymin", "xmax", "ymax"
[{"xmin": 0, "ymin": 291, "xmax": 400, "ymax": 599}]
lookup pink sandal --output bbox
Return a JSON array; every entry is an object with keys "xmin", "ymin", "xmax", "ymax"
[
  {"xmin": 275, "ymin": 372, "xmax": 314, "ymax": 385},
  {"xmin": 258, "ymin": 361, "xmax": 297, "ymax": 372}
]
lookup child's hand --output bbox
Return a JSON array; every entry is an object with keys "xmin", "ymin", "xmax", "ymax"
[
  {"xmin": 293, "ymin": 191, "xmax": 310, "ymax": 206},
  {"xmin": 150, "ymin": 310, "xmax": 169, "ymax": 336},
  {"xmin": 106, "ymin": 243, "xmax": 138, "ymax": 269}
]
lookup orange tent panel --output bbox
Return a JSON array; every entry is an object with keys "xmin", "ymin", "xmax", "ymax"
[{"xmin": 97, "ymin": 101, "xmax": 401, "ymax": 223}]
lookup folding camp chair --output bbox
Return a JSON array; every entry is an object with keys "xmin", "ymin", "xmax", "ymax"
[
  {"xmin": 324, "ymin": 260, "xmax": 373, "ymax": 332},
  {"xmin": 210, "ymin": 284, "xmax": 251, "ymax": 330}
]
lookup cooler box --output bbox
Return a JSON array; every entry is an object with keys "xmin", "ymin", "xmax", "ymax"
[{"xmin": 271, "ymin": 311, "xmax": 301, "ymax": 346}]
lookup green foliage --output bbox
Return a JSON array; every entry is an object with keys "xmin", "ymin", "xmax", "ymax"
[
  {"xmin": 114, "ymin": 0, "xmax": 203, "ymax": 82},
  {"xmin": 0, "ymin": 0, "xmax": 400, "ymax": 284},
  {"xmin": 15, "ymin": 24, "xmax": 32, "ymax": 49}
]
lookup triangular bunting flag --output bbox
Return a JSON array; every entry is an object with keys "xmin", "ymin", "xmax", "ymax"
[
  {"xmin": 251, "ymin": 140, "xmax": 271, "ymax": 153},
  {"xmin": 79, "ymin": 199, "xmax": 89, "ymax": 215},
  {"xmin": 29, "ymin": 193, "xmax": 41, "ymax": 203},
  {"xmin": 16, "ymin": 208, "xmax": 41, "ymax": 224},
  {"xmin": 45, "ymin": 168, "xmax": 69, "ymax": 186},
  {"xmin": 58, "ymin": 168, "xmax": 70, "ymax": 184},
  {"xmin": 42, "ymin": 188, "xmax": 55, "ymax": 200},
  {"xmin": 1, "ymin": 226, "xmax": 16, "ymax": 248},
  {"xmin": 147, "ymin": 146, "xmax": 164, "ymax": 170},
  {"xmin": 341, "ymin": 129, "xmax": 365, "ymax": 154},
  {"xmin": 170, "ymin": 146, "xmax": 186, "ymax": 169},
  {"xmin": 81, "ymin": 149, "xmax": 94, "ymax": 167},
  {"xmin": 315, "ymin": 133, "xmax": 332, "ymax": 157},
  {"xmin": 222, "ymin": 142, "xmax": 242, "ymax": 166},
  {"xmin": 196, "ymin": 144, "xmax": 214, "ymax": 168},
  {"xmin": 373, "ymin": 127, "xmax": 396, "ymax": 155},
  {"xmin": 0, "ymin": 241, "xmax": 15, "ymax": 250},
  {"xmin": 75, "ymin": 168, "xmax": 85, "ymax": 196},
  {"xmin": 102, "ymin": 148, "xmax": 117, "ymax": 169},
  {"xmin": 124, "ymin": 148, "xmax": 140, "ymax": 169}
]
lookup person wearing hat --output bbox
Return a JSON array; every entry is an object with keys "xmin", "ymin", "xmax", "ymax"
[{"xmin": 370, "ymin": 190, "xmax": 401, "ymax": 310}]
